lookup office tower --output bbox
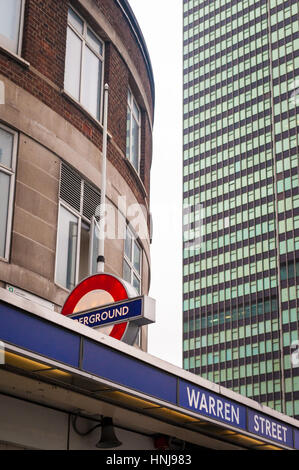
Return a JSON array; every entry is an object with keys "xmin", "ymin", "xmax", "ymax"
[{"xmin": 183, "ymin": 0, "xmax": 299, "ymax": 419}]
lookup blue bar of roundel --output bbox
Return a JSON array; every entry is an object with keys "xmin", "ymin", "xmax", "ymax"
[
  {"xmin": 179, "ymin": 380, "xmax": 246, "ymax": 430},
  {"xmin": 82, "ymin": 339, "xmax": 177, "ymax": 403},
  {"xmin": 295, "ymin": 429, "xmax": 299, "ymax": 450},
  {"xmin": 71, "ymin": 298, "xmax": 143, "ymax": 328},
  {"xmin": 0, "ymin": 302, "xmax": 80, "ymax": 368},
  {"xmin": 247, "ymin": 410, "xmax": 293, "ymax": 447}
]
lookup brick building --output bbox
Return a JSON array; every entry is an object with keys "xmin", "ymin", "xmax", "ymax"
[
  {"xmin": 0, "ymin": 0, "xmax": 299, "ymax": 451},
  {"xmin": 0, "ymin": 0, "xmax": 155, "ymax": 350}
]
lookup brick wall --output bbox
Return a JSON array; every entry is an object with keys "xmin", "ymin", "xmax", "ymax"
[
  {"xmin": 22, "ymin": 0, "xmax": 67, "ymax": 88},
  {"xmin": 0, "ymin": 0, "xmax": 154, "ymax": 206}
]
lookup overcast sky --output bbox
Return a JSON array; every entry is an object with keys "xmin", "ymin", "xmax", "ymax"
[{"xmin": 128, "ymin": 0, "xmax": 183, "ymax": 367}]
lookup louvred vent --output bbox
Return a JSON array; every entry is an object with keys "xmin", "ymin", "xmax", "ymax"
[
  {"xmin": 60, "ymin": 162, "xmax": 101, "ymax": 220},
  {"xmin": 83, "ymin": 180, "xmax": 101, "ymax": 221}
]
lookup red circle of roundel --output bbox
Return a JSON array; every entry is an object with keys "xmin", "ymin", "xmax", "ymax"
[{"xmin": 61, "ymin": 273, "xmax": 128, "ymax": 341}]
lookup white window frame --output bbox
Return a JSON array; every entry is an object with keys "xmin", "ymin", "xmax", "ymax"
[
  {"xmin": 55, "ymin": 168, "xmax": 100, "ymax": 291},
  {"xmin": 64, "ymin": 5, "xmax": 105, "ymax": 122},
  {"xmin": 0, "ymin": 123, "xmax": 18, "ymax": 262},
  {"xmin": 126, "ymin": 89, "xmax": 141, "ymax": 174},
  {"xmin": 55, "ymin": 201, "xmax": 80, "ymax": 291},
  {"xmin": 55, "ymin": 200, "xmax": 99, "ymax": 291},
  {"xmin": 123, "ymin": 225, "xmax": 142, "ymax": 294},
  {"xmin": 0, "ymin": 0, "xmax": 26, "ymax": 56}
]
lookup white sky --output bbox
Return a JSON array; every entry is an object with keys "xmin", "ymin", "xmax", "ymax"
[{"xmin": 128, "ymin": 0, "xmax": 183, "ymax": 367}]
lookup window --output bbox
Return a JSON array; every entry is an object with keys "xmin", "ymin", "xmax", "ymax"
[
  {"xmin": 123, "ymin": 226, "xmax": 142, "ymax": 294},
  {"xmin": 55, "ymin": 163, "xmax": 101, "ymax": 290},
  {"xmin": 64, "ymin": 6, "xmax": 104, "ymax": 121},
  {"xmin": 0, "ymin": 0, "xmax": 24, "ymax": 54},
  {"xmin": 126, "ymin": 89, "xmax": 141, "ymax": 173},
  {"xmin": 0, "ymin": 124, "xmax": 17, "ymax": 260}
]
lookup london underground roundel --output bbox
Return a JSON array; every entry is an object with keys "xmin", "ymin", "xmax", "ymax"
[{"xmin": 61, "ymin": 273, "xmax": 135, "ymax": 342}]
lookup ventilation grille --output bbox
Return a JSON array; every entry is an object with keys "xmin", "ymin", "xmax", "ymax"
[
  {"xmin": 60, "ymin": 163, "xmax": 101, "ymax": 221},
  {"xmin": 60, "ymin": 163, "xmax": 82, "ymax": 213},
  {"xmin": 83, "ymin": 181, "xmax": 101, "ymax": 221}
]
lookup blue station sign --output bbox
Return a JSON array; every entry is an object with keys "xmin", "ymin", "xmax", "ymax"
[
  {"xmin": 248, "ymin": 410, "xmax": 294, "ymax": 448},
  {"xmin": 69, "ymin": 296, "xmax": 154, "ymax": 329},
  {"xmin": 179, "ymin": 380, "xmax": 247, "ymax": 430}
]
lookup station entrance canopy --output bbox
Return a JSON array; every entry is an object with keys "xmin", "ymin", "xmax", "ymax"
[{"xmin": 0, "ymin": 288, "xmax": 298, "ymax": 451}]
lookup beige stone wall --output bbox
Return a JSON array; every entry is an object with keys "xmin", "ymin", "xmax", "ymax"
[{"xmin": 0, "ymin": 75, "xmax": 151, "ymax": 317}]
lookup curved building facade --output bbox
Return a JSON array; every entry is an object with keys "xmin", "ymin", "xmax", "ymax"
[{"xmin": 0, "ymin": 0, "xmax": 154, "ymax": 350}]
